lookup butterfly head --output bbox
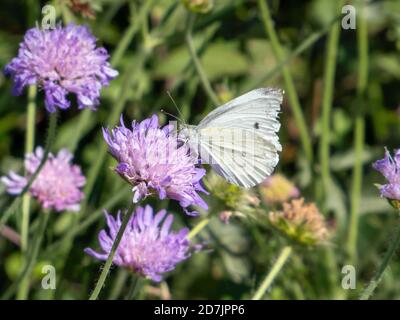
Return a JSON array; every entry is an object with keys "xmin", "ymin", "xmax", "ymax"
[{"xmin": 178, "ymin": 124, "xmax": 197, "ymax": 144}]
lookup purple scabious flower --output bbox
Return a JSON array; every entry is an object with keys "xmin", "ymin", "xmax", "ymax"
[
  {"xmin": 4, "ymin": 24, "xmax": 118, "ymax": 112},
  {"xmin": 373, "ymin": 148, "xmax": 400, "ymax": 201},
  {"xmin": 1, "ymin": 147, "xmax": 86, "ymax": 212},
  {"xmin": 103, "ymin": 114, "xmax": 208, "ymax": 216},
  {"xmin": 85, "ymin": 205, "xmax": 191, "ymax": 282}
]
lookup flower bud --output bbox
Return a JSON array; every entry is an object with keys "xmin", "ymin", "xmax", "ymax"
[
  {"xmin": 205, "ymin": 172, "xmax": 260, "ymax": 222},
  {"xmin": 269, "ymin": 198, "xmax": 329, "ymax": 246},
  {"xmin": 216, "ymin": 84, "xmax": 234, "ymax": 104},
  {"xmin": 66, "ymin": 0, "xmax": 96, "ymax": 19},
  {"xmin": 181, "ymin": 0, "xmax": 214, "ymax": 14},
  {"xmin": 259, "ymin": 174, "xmax": 300, "ymax": 205},
  {"xmin": 388, "ymin": 198, "xmax": 400, "ymax": 210}
]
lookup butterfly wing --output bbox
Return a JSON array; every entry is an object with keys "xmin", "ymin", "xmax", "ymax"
[{"xmin": 195, "ymin": 88, "xmax": 283, "ymax": 188}]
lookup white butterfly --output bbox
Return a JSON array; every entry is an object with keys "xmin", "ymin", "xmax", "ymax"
[{"xmin": 179, "ymin": 88, "xmax": 283, "ymax": 188}]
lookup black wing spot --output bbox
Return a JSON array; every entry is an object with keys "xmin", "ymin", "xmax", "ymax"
[{"xmin": 254, "ymin": 122, "xmax": 260, "ymax": 129}]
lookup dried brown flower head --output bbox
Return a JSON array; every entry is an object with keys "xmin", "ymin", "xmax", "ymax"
[{"xmin": 269, "ymin": 198, "xmax": 330, "ymax": 246}]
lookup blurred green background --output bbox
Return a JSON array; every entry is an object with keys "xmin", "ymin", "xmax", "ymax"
[{"xmin": 1, "ymin": 0, "xmax": 400, "ymax": 299}]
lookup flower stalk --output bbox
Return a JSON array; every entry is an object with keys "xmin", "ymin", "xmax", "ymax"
[
  {"xmin": 360, "ymin": 214, "xmax": 400, "ymax": 300},
  {"xmin": 185, "ymin": 12, "xmax": 220, "ymax": 106},
  {"xmin": 17, "ymin": 210, "xmax": 51, "ymax": 299},
  {"xmin": 21, "ymin": 85, "xmax": 36, "ymax": 253},
  {"xmin": 252, "ymin": 246, "xmax": 292, "ymax": 300},
  {"xmin": 258, "ymin": 0, "xmax": 312, "ymax": 164},
  {"xmin": 347, "ymin": 0, "xmax": 369, "ymax": 263},
  {"xmin": 89, "ymin": 208, "xmax": 135, "ymax": 300},
  {"xmin": 319, "ymin": 0, "xmax": 345, "ymax": 199},
  {"xmin": 188, "ymin": 218, "xmax": 210, "ymax": 240}
]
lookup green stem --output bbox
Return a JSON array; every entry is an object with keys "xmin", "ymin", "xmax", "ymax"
[
  {"xmin": 252, "ymin": 245, "xmax": 292, "ymax": 300},
  {"xmin": 67, "ymin": 109, "xmax": 91, "ymax": 153},
  {"xmin": 25, "ymin": 85, "xmax": 36, "ymax": 161},
  {"xmin": 185, "ymin": 13, "xmax": 220, "ymax": 107},
  {"xmin": 319, "ymin": 0, "xmax": 344, "ymax": 198},
  {"xmin": 188, "ymin": 218, "xmax": 210, "ymax": 240},
  {"xmin": 0, "ymin": 112, "xmax": 58, "ymax": 231},
  {"xmin": 325, "ymin": 246, "xmax": 345, "ymax": 299},
  {"xmin": 16, "ymin": 210, "xmax": 50, "ymax": 300},
  {"xmin": 359, "ymin": 216, "xmax": 400, "ymax": 300},
  {"xmin": 110, "ymin": 0, "xmax": 154, "ymax": 66},
  {"xmin": 21, "ymin": 85, "xmax": 37, "ymax": 253},
  {"xmin": 153, "ymin": 23, "xmax": 219, "ymax": 114},
  {"xmin": 258, "ymin": 0, "xmax": 312, "ymax": 164},
  {"xmin": 89, "ymin": 207, "xmax": 135, "ymax": 300},
  {"xmin": 125, "ymin": 275, "xmax": 142, "ymax": 300},
  {"xmin": 347, "ymin": 0, "xmax": 368, "ymax": 263},
  {"xmin": 244, "ymin": 14, "xmax": 342, "ymax": 91},
  {"xmin": 109, "ymin": 270, "xmax": 129, "ymax": 300},
  {"xmin": 60, "ymin": 2, "xmax": 75, "ymax": 24}
]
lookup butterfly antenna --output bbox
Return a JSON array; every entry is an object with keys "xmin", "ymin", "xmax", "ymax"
[
  {"xmin": 166, "ymin": 91, "xmax": 186, "ymax": 126},
  {"xmin": 160, "ymin": 109, "xmax": 180, "ymax": 122}
]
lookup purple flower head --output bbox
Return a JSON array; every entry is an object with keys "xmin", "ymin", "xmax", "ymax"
[
  {"xmin": 4, "ymin": 24, "xmax": 118, "ymax": 112},
  {"xmin": 1, "ymin": 147, "xmax": 86, "ymax": 212},
  {"xmin": 373, "ymin": 148, "xmax": 400, "ymax": 201},
  {"xmin": 85, "ymin": 205, "xmax": 191, "ymax": 282},
  {"xmin": 103, "ymin": 114, "xmax": 208, "ymax": 216}
]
